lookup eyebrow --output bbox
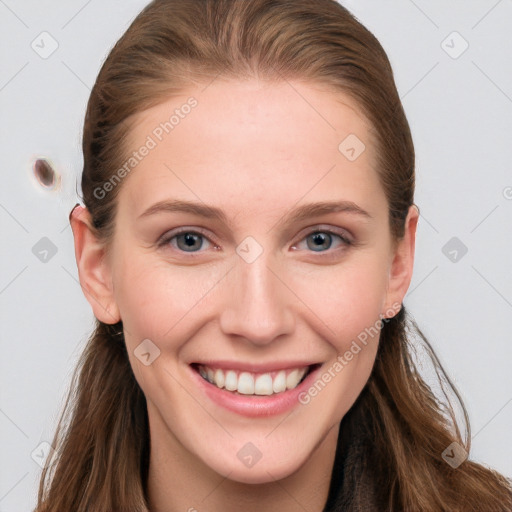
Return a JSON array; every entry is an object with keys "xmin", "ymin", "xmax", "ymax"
[
  {"xmin": 137, "ymin": 198, "xmax": 372, "ymax": 226},
  {"xmin": 138, "ymin": 199, "xmax": 230, "ymax": 223},
  {"xmin": 275, "ymin": 200, "xmax": 372, "ymax": 228}
]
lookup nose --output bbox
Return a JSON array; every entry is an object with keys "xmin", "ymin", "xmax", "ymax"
[{"xmin": 219, "ymin": 251, "xmax": 295, "ymax": 346}]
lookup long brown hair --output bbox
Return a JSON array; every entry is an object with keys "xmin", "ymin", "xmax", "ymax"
[{"xmin": 36, "ymin": 1, "xmax": 512, "ymax": 510}]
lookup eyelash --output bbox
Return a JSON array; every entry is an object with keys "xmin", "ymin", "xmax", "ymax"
[{"xmin": 156, "ymin": 226, "xmax": 353, "ymax": 256}]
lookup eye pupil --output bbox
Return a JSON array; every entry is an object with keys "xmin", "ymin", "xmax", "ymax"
[
  {"xmin": 184, "ymin": 234, "xmax": 195, "ymax": 246},
  {"xmin": 307, "ymin": 232, "xmax": 331, "ymax": 251},
  {"xmin": 178, "ymin": 233, "xmax": 202, "ymax": 251}
]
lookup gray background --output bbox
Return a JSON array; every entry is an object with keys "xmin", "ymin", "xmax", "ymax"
[{"xmin": 1, "ymin": 0, "xmax": 511, "ymax": 510}]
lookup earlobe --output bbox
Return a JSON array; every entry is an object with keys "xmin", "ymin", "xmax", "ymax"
[
  {"xmin": 381, "ymin": 205, "xmax": 419, "ymax": 318},
  {"xmin": 69, "ymin": 205, "xmax": 121, "ymax": 324}
]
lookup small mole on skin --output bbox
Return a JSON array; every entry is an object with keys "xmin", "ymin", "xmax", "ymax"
[{"xmin": 34, "ymin": 158, "xmax": 58, "ymax": 189}]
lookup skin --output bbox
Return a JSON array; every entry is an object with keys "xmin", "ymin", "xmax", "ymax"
[{"xmin": 71, "ymin": 78, "xmax": 419, "ymax": 512}]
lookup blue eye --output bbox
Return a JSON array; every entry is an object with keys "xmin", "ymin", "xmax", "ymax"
[
  {"xmin": 308, "ymin": 232, "xmax": 333, "ymax": 251},
  {"xmin": 158, "ymin": 228, "xmax": 351, "ymax": 255},
  {"xmin": 295, "ymin": 230, "xmax": 351, "ymax": 253},
  {"xmin": 159, "ymin": 230, "xmax": 213, "ymax": 252}
]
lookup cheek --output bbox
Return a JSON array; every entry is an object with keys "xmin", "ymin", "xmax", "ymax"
[
  {"xmin": 292, "ymin": 259, "xmax": 386, "ymax": 418},
  {"xmin": 288, "ymin": 253, "xmax": 389, "ymax": 347},
  {"xmin": 113, "ymin": 255, "xmax": 230, "ymax": 341}
]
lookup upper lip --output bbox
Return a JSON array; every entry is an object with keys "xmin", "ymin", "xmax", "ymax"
[{"xmin": 190, "ymin": 360, "xmax": 320, "ymax": 373}]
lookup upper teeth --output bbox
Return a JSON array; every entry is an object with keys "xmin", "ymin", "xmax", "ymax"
[{"xmin": 197, "ymin": 365, "xmax": 309, "ymax": 395}]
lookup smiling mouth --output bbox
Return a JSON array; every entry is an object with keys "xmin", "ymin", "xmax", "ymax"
[{"xmin": 191, "ymin": 363, "xmax": 318, "ymax": 396}]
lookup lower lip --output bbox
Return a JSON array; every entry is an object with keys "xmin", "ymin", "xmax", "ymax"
[{"xmin": 188, "ymin": 364, "xmax": 322, "ymax": 418}]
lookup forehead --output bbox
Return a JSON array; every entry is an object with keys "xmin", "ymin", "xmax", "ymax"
[{"xmin": 118, "ymin": 79, "xmax": 385, "ymax": 221}]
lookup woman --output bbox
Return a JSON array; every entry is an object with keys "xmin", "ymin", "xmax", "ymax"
[{"xmin": 35, "ymin": 0, "xmax": 512, "ymax": 510}]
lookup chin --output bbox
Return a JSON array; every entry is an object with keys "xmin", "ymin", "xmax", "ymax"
[
  {"xmin": 219, "ymin": 461, "xmax": 302, "ymax": 485},
  {"xmin": 201, "ymin": 445, "xmax": 310, "ymax": 485}
]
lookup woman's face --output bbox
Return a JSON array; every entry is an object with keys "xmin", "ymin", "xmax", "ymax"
[{"xmin": 75, "ymin": 79, "xmax": 417, "ymax": 484}]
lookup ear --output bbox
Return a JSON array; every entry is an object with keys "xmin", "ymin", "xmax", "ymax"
[
  {"xmin": 69, "ymin": 205, "xmax": 121, "ymax": 324},
  {"xmin": 381, "ymin": 205, "xmax": 419, "ymax": 318}
]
